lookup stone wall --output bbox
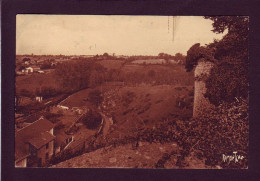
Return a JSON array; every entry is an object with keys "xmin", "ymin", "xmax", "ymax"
[{"xmin": 193, "ymin": 59, "xmax": 215, "ymax": 117}]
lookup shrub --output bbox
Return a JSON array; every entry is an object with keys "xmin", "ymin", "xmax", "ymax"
[
  {"xmin": 185, "ymin": 43, "xmax": 215, "ymax": 72},
  {"xmin": 175, "ymin": 98, "xmax": 248, "ymax": 168},
  {"xmin": 203, "ymin": 16, "xmax": 249, "ymax": 106},
  {"xmin": 122, "ymin": 91, "xmax": 135, "ymax": 107},
  {"xmin": 205, "ymin": 60, "xmax": 248, "ymax": 106},
  {"xmin": 81, "ymin": 109, "xmax": 102, "ymax": 130}
]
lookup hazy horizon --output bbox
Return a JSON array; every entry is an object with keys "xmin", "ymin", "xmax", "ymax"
[{"xmin": 16, "ymin": 15, "xmax": 226, "ymax": 56}]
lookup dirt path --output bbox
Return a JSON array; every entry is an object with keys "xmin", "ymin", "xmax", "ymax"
[{"xmin": 99, "ymin": 112, "xmax": 113, "ymax": 137}]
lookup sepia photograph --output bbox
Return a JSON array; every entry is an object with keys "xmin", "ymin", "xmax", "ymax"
[{"xmin": 15, "ymin": 15, "xmax": 249, "ymax": 169}]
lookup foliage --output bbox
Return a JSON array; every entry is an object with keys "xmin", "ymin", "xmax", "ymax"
[
  {"xmin": 22, "ymin": 58, "xmax": 31, "ymax": 62},
  {"xmin": 174, "ymin": 53, "xmax": 186, "ymax": 65},
  {"xmin": 103, "ymin": 53, "xmax": 109, "ymax": 58},
  {"xmin": 121, "ymin": 91, "xmax": 136, "ymax": 107},
  {"xmin": 174, "ymin": 98, "xmax": 249, "ymax": 168},
  {"xmin": 35, "ymin": 86, "xmax": 60, "ymax": 99},
  {"xmin": 185, "ymin": 16, "xmax": 249, "ymax": 105},
  {"xmin": 88, "ymin": 69, "xmax": 106, "ymax": 88},
  {"xmin": 185, "ymin": 43, "xmax": 215, "ymax": 72},
  {"xmin": 204, "ymin": 16, "xmax": 249, "ymax": 105},
  {"xmin": 158, "ymin": 53, "xmax": 171, "ymax": 60},
  {"xmin": 81, "ymin": 109, "xmax": 102, "ymax": 130},
  {"xmin": 205, "ymin": 60, "xmax": 248, "ymax": 106},
  {"xmin": 55, "ymin": 60, "xmax": 106, "ymax": 92},
  {"xmin": 101, "ymin": 99, "xmax": 248, "ymax": 169}
]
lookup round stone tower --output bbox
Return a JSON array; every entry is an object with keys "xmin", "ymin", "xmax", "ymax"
[{"xmin": 193, "ymin": 59, "xmax": 215, "ymax": 117}]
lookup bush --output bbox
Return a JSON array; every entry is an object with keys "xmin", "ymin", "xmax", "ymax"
[
  {"xmin": 81, "ymin": 109, "xmax": 102, "ymax": 130},
  {"xmin": 122, "ymin": 91, "xmax": 135, "ymax": 107},
  {"xmin": 175, "ymin": 98, "xmax": 249, "ymax": 168},
  {"xmin": 185, "ymin": 43, "xmax": 215, "ymax": 72},
  {"xmin": 205, "ymin": 60, "xmax": 248, "ymax": 106}
]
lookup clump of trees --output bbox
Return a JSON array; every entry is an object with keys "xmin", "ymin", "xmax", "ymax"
[
  {"xmin": 54, "ymin": 60, "xmax": 107, "ymax": 92},
  {"xmin": 121, "ymin": 91, "xmax": 136, "ymax": 107},
  {"xmin": 22, "ymin": 58, "xmax": 31, "ymax": 63},
  {"xmin": 204, "ymin": 16, "xmax": 249, "ymax": 106},
  {"xmin": 183, "ymin": 16, "xmax": 249, "ymax": 168},
  {"xmin": 35, "ymin": 86, "xmax": 61, "ymax": 99},
  {"xmin": 81, "ymin": 109, "xmax": 102, "ymax": 130},
  {"xmin": 185, "ymin": 43, "xmax": 215, "ymax": 72},
  {"xmin": 158, "ymin": 52, "xmax": 186, "ymax": 64},
  {"xmin": 186, "ymin": 16, "xmax": 249, "ymax": 106}
]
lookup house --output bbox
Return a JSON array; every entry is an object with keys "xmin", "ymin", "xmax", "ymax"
[
  {"xmin": 21, "ymin": 67, "xmax": 33, "ymax": 74},
  {"xmin": 15, "ymin": 117, "xmax": 55, "ymax": 167},
  {"xmin": 35, "ymin": 96, "xmax": 43, "ymax": 102},
  {"xmin": 37, "ymin": 70, "xmax": 44, "ymax": 74}
]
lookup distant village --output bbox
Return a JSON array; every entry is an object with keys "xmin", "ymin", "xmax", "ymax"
[{"xmin": 16, "ymin": 53, "xmax": 185, "ymax": 75}]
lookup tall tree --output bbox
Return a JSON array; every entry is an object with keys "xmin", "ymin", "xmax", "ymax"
[{"xmin": 204, "ymin": 16, "xmax": 249, "ymax": 105}]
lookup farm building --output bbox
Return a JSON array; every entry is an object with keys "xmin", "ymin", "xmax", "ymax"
[
  {"xmin": 35, "ymin": 96, "xmax": 43, "ymax": 102},
  {"xmin": 57, "ymin": 105, "xmax": 69, "ymax": 110},
  {"xmin": 15, "ymin": 117, "xmax": 55, "ymax": 167},
  {"xmin": 21, "ymin": 67, "xmax": 34, "ymax": 73},
  {"xmin": 37, "ymin": 70, "xmax": 45, "ymax": 74}
]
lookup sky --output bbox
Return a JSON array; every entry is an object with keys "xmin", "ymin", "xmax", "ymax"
[{"xmin": 16, "ymin": 15, "xmax": 226, "ymax": 56}]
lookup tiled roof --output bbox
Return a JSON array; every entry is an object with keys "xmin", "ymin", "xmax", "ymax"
[
  {"xmin": 15, "ymin": 117, "xmax": 55, "ymax": 161},
  {"xmin": 28, "ymin": 132, "xmax": 55, "ymax": 149}
]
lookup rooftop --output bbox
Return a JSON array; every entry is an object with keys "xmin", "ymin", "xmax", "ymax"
[{"xmin": 15, "ymin": 117, "xmax": 55, "ymax": 161}]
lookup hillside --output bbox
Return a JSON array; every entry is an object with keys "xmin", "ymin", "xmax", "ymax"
[{"xmin": 52, "ymin": 142, "xmax": 214, "ymax": 168}]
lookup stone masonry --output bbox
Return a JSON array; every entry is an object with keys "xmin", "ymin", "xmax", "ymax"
[{"xmin": 193, "ymin": 59, "xmax": 215, "ymax": 117}]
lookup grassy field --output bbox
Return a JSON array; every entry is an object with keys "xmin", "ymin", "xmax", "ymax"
[
  {"xmin": 16, "ymin": 60, "xmax": 194, "ymax": 127},
  {"xmin": 97, "ymin": 59, "xmax": 125, "ymax": 70},
  {"xmin": 15, "ymin": 71, "xmax": 58, "ymax": 93},
  {"xmin": 59, "ymin": 62, "xmax": 194, "ymax": 138},
  {"xmin": 131, "ymin": 59, "xmax": 166, "ymax": 64}
]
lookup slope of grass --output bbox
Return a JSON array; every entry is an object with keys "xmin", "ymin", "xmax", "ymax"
[{"xmin": 16, "ymin": 71, "xmax": 58, "ymax": 93}]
